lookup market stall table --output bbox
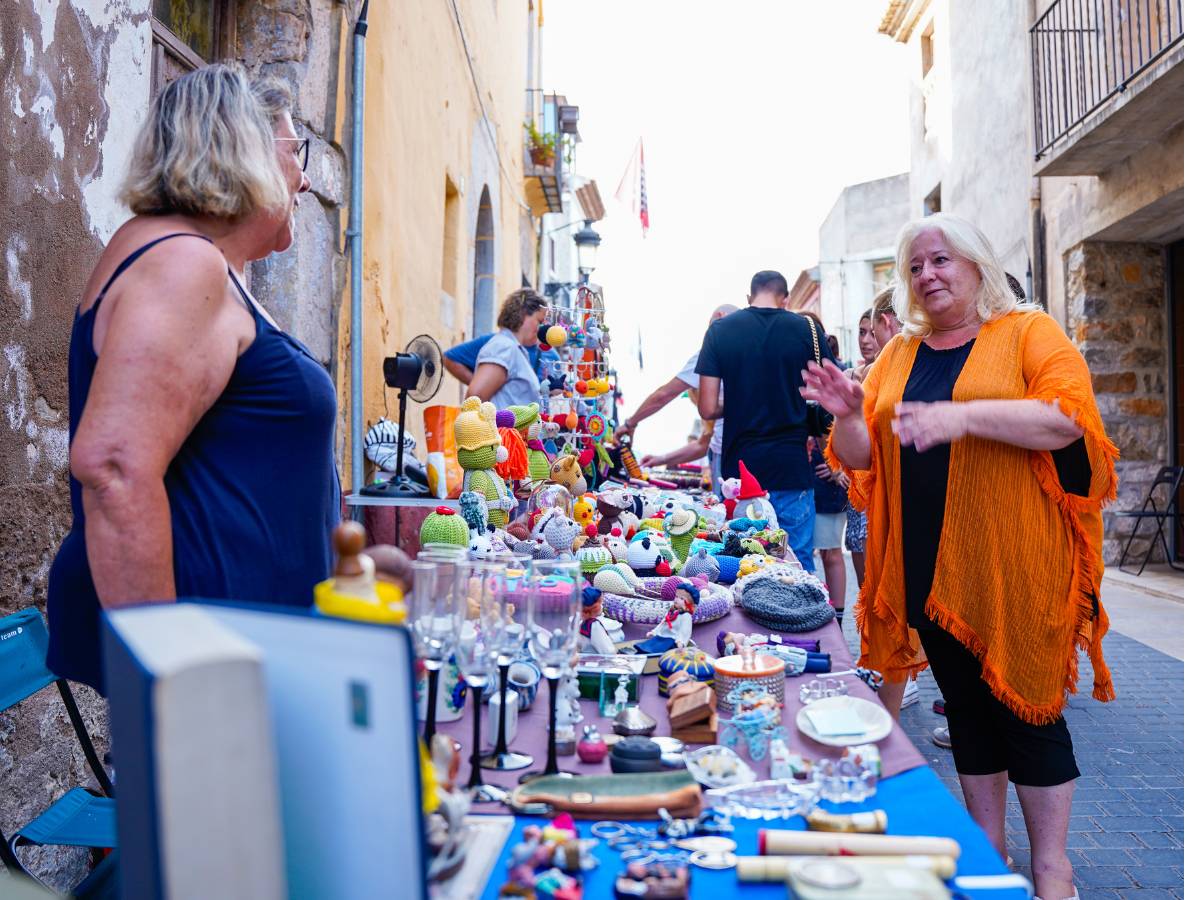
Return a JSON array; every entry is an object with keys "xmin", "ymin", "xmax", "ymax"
[{"xmin": 437, "ymin": 604, "xmax": 1025, "ymax": 898}]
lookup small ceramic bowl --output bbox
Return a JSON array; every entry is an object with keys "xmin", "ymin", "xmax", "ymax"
[{"xmin": 508, "ymin": 660, "xmax": 541, "ymax": 712}]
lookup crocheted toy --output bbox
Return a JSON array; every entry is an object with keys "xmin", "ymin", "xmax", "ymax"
[
  {"xmin": 535, "ymin": 508, "xmax": 581, "ymax": 559},
  {"xmin": 600, "ymin": 527, "xmax": 628, "ymax": 563},
  {"xmin": 664, "ymin": 508, "xmax": 700, "ymax": 562},
  {"xmin": 681, "ymin": 547, "xmax": 720, "ymax": 581},
  {"xmin": 459, "ymin": 490, "xmax": 488, "ymax": 533},
  {"xmin": 727, "ymin": 517, "xmax": 769, "ymax": 534},
  {"xmin": 572, "ymin": 495, "xmax": 597, "ymax": 528},
  {"xmin": 467, "ymin": 525, "xmax": 505, "ymax": 560},
  {"xmin": 740, "ymin": 538, "xmax": 768, "ymax": 557},
  {"xmin": 591, "ymin": 562, "xmax": 640, "ymax": 596},
  {"xmin": 525, "ymin": 419, "xmax": 560, "ymax": 484},
  {"xmin": 549, "ymin": 453, "xmax": 588, "ymax": 497},
  {"xmin": 595, "ymin": 489, "xmax": 633, "ymax": 536},
  {"xmin": 626, "ymin": 536, "xmax": 668, "ymax": 578},
  {"xmin": 454, "ymin": 398, "xmax": 516, "ymax": 527},
  {"xmin": 419, "ymin": 505, "xmax": 470, "ymax": 548},
  {"xmin": 713, "ymin": 554, "xmax": 742, "ymax": 584},
  {"xmin": 737, "ymin": 553, "xmax": 773, "ymax": 579},
  {"xmin": 574, "ymin": 525, "xmax": 614, "ymax": 581},
  {"xmin": 731, "ymin": 461, "xmax": 778, "ymax": 529}
]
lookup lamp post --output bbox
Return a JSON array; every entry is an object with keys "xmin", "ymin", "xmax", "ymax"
[{"xmin": 574, "ymin": 221, "xmax": 601, "ymax": 284}]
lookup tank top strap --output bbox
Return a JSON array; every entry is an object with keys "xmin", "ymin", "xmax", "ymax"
[
  {"xmin": 226, "ymin": 270, "xmax": 258, "ymax": 317},
  {"xmin": 93, "ymin": 232, "xmax": 214, "ymax": 305}
]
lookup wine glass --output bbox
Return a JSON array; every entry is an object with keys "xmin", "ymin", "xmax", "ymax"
[
  {"xmin": 480, "ymin": 554, "xmax": 533, "ymax": 771},
  {"xmin": 519, "ymin": 559, "xmax": 582, "ymax": 782},
  {"xmin": 453, "ymin": 560, "xmax": 506, "ymax": 794},
  {"xmin": 408, "ymin": 558, "xmax": 463, "ymax": 747}
]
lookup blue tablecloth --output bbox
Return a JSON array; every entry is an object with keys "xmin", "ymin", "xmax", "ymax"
[{"xmin": 481, "ymin": 765, "xmax": 1027, "ymax": 898}]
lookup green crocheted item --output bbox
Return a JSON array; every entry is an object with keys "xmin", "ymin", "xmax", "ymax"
[
  {"xmin": 464, "ymin": 468, "xmax": 509, "ymax": 527},
  {"xmin": 420, "ymin": 509, "xmax": 469, "ymax": 547},
  {"xmin": 508, "ymin": 403, "xmax": 541, "ymax": 430},
  {"xmin": 669, "ymin": 527, "xmax": 698, "ymax": 563},
  {"xmin": 528, "ymin": 449, "xmax": 551, "ymax": 483},
  {"xmin": 458, "ymin": 446, "xmax": 498, "ymax": 470}
]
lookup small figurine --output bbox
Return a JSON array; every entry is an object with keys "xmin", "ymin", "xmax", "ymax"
[
  {"xmin": 579, "ymin": 586, "xmax": 617, "ymax": 655},
  {"xmin": 558, "ymin": 665, "xmax": 583, "ymax": 725},
  {"xmin": 632, "ymin": 583, "xmax": 698, "ymax": 655},
  {"xmin": 577, "ymin": 725, "xmax": 608, "ymax": 764}
]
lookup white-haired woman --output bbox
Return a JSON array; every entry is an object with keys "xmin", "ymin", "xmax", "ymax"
[
  {"xmin": 802, "ymin": 212, "xmax": 1118, "ymax": 900},
  {"xmin": 47, "ymin": 64, "xmax": 338, "ymax": 694}
]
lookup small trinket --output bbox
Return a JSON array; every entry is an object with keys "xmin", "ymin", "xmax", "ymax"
[
  {"xmin": 577, "ymin": 725, "xmax": 608, "ymax": 764},
  {"xmin": 805, "ymin": 808, "xmax": 888, "ymax": 834},
  {"xmin": 614, "ymin": 859, "xmax": 689, "ymax": 900},
  {"xmin": 613, "ymin": 705, "xmax": 657, "ymax": 737},
  {"xmin": 610, "ymin": 736, "xmax": 662, "ymax": 774}
]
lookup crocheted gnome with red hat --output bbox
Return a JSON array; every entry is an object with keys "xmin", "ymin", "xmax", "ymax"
[{"xmin": 731, "ymin": 461, "xmax": 779, "ymax": 530}]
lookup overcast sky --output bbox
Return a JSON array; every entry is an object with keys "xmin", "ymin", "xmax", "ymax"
[{"xmin": 543, "ymin": 2, "xmax": 912, "ymax": 457}]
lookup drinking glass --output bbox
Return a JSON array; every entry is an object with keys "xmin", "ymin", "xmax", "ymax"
[
  {"xmin": 520, "ymin": 560, "xmax": 582, "ymax": 782},
  {"xmin": 481, "ymin": 554, "xmax": 533, "ymax": 771},
  {"xmin": 408, "ymin": 559, "xmax": 463, "ymax": 747},
  {"xmin": 453, "ymin": 560, "xmax": 506, "ymax": 793}
]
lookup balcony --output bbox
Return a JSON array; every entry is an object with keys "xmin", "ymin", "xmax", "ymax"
[
  {"xmin": 524, "ymin": 90, "xmax": 577, "ymax": 216},
  {"xmin": 1031, "ymin": 0, "xmax": 1183, "ymax": 175}
]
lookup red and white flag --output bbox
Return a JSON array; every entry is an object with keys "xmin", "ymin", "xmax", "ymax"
[{"xmin": 615, "ymin": 138, "xmax": 649, "ymax": 237}]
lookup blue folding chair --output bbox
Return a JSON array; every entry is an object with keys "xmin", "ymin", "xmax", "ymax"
[{"xmin": 0, "ymin": 608, "xmax": 116, "ymax": 892}]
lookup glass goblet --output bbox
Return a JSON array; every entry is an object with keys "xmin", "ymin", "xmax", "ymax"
[
  {"xmin": 519, "ymin": 560, "xmax": 582, "ymax": 783},
  {"xmin": 480, "ymin": 555, "xmax": 533, "ymax": 771},
  {"xmin": 408, "ymin": 559, "xmax": 463, "ymax": 747},
  {"xmin": 453, "ymin": 560, "xmax": 506, "ymax": 794}
]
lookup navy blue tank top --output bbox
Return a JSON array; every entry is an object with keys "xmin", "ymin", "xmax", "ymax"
[{"xmin": 46, "ymin": 233, "xmax": 341, "ymax": 693}]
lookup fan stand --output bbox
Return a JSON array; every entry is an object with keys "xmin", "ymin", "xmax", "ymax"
[{"xmin": 360, "ymin": 387, "xmax": 425, "ymax": 497}]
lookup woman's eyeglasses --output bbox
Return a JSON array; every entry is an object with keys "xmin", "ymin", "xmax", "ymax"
[{"xmin": 275, "ymin": 136, "xmax": 310, "ymax": 172}]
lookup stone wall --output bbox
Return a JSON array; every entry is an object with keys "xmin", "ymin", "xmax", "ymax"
[
  {"xmin": 1064, "ymin": 241, "xmax": 1170, "ymax": 564},
  {"xmin": 0, "ymin": 2, "xmax": 348, "ymax": 889}
]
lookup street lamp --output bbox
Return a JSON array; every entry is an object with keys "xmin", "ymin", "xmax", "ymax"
[{"xmin": 574, "ymin": 221, "xmax": 601, "ymax": 283}]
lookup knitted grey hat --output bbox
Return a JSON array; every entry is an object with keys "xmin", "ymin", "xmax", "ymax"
[
  {"xmin": 681, "ymin": 548, "xmax": 720, "ymax": 581},
  {"xmin": 739, "ymin": 568, "xmax": 833, "ymax": 633}
]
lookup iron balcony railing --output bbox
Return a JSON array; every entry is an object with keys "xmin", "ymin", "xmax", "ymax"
[{"xmin": 1030, "ymin": 0, "xmax": 1183, "ymax": 158}]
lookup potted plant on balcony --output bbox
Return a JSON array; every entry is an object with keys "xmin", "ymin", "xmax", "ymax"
[{"xmin": 525, "ymin": 121, "xmax": 556, "ymax": 168}]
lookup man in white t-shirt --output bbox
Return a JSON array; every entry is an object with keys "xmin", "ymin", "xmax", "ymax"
[{"xmin": 615, "ymin": 304, "xmax": 736, "ymax": 475}]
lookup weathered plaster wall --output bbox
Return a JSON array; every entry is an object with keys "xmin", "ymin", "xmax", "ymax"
[
  {"xmin": 342, "ymin": 0, "xmax": 534, "ymax": 465},
  {"xmin": 0, "ymin": 1, "xmax": 152, "ymax": 888},
  {"xmin": 818, "ymin": 174, "xmax": 909, "ymax": 359},
  {"xmin": 1065, "ymin": 242, "xmax": 1170, "ymax": 563}
]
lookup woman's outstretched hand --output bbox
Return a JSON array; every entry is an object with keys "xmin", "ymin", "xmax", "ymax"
[{"xmin": 801, "ymin": 359, "xmax": 864, "ymax": 418}]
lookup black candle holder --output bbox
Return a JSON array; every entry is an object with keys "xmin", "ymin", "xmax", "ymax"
[
  {"xmin": 422, "ymin": 662, "xmax": 441, "ymax": 747},
  {"xmin": 480, "ymin": 661, "xmax": 532, "ymax": 771},
  {"xmin": 465, "ymin": 683, "xmax": 487, "ymax": 791},
  {"xmin": 519, "ymin": 674, "xmax": 575, "ymax": 783}
]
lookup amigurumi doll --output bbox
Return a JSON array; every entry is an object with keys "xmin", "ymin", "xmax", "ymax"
[{"xmin": 454, "ymin": 397, "xmax": 517, "ymax": 527}]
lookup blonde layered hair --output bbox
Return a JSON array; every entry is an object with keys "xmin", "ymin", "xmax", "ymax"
[
  {"xmin": 893, "ymin": 212, "xmax": 1037, "ymax": 337},
  {"xmin": 122, "ymin": 64, "xmax": 291, "ymax": 220}
]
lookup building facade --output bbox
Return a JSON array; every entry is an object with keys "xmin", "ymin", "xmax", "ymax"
[
  {"xmin": 809, "ymin": 173, "xmax": 910, "ymax": 364},
  {"xmin": 879, "ymin": 0, "xmax": 1183, "ymax": 564}
]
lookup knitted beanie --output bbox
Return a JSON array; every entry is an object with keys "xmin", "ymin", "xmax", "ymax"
[
  {"xmin": 508, "ymin": 403, "xmax": 541, "ymax": 431},
  {"xmin": 739, "ymin": 568, "xmax": 833, "ymax": 633},
  {"xmin": 420, "ymin": 506, "xmax": 470, "ymax": 547},
  {"xmin": 454, "ymin": 397, "xmax": 501, "ymax": 452}
]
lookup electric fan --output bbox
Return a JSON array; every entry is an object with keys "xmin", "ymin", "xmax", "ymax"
[{"xmin": 361, "ymin": 334, "xmax": 444, "ymax": 497}]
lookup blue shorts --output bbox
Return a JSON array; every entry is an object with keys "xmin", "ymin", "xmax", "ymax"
[{"xmin": 772, "ymin": 488, "xmax": 816, "ymax": 573}]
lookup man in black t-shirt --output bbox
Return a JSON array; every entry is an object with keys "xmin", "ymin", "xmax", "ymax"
[{"xmin": 696, "ymin": 271, "xmax": 831, "ymax": 572}]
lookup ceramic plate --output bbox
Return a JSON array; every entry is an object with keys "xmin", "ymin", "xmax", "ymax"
[{"xmin": 795, "ymin": 695, "xmax": 893, "ymax": 747}]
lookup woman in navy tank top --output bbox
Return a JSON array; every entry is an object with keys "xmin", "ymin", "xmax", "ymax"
[{"xmin": 46, "ymin": 64, "xmax": 340, "ymax": 694}]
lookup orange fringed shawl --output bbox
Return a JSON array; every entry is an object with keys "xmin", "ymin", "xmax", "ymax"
[{"xmin": 828, "ymin": 311, "xmax": 1118, "ymax": 725}]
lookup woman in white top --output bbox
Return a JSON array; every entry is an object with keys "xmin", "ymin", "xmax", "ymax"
[{"xmin": 467, "ymin": 288, "xmax": 548, "ymax": 408}]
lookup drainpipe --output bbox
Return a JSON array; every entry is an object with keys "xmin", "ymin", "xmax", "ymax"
[{"xmin": 348, "ymin": 0, "xmax": 369, "ymax": 493}]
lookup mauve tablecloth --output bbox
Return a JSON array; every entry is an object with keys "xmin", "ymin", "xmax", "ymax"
[{"xmin": 438, "ymin": 603, "xmax": 927, "ymax": 808}]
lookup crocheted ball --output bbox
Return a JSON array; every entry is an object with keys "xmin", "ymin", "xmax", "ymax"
[
  {"xmin": 546, "ymin": 324, "xmax": 568, "ymax": 347},
  {"xmin": 495, "ymin": 409, "xmax": 516, "ymax": 429},
  {"xmin": 420, "ymin": 506, "xmax": 470, "ymax": 547},
  {"xmin": 740, "ymin": 570, "xmax": 833, "ymax": 633},
  {"xmin": 657, "ymin": 648, "xmax": 715, "ymax": 697}
]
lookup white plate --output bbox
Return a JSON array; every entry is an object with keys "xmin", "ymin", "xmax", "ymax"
[{"xmin": 795, "ymin": 695, "xmax": 893, "ymax": 747}]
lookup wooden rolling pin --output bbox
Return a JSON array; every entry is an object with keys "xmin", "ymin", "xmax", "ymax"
[
  {"xmin": 759, "ymin": 829, "xmax": 961, "ymax": 859},
  {"xmin": 738, "ymin": 854, "xmax": 958, "ymax": 882}
]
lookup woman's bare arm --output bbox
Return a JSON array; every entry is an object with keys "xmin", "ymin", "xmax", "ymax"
[
  {"xmin": 71, "ymin": 242, "xmax": 245, "ymax": 606},
  {"xmin": 466, "ymin": 362, "xmax": 508, "ymax": 401}
]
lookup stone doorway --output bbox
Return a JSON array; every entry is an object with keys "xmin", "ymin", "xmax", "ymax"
[{"xmin": 1167, "ymin": 239, "xmax": 1183, "ymax": 563}]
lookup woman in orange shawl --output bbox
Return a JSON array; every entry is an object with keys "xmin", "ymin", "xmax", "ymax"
[{"xmin": 803, "ymin": 213, "xmax": 1116, "ymax": 900}]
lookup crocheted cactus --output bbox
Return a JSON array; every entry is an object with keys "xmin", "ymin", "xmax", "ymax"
[
  {"xmin": 665, "ymin": 509, "xmax": 700, "ymax": 562},
  {"xmin": 420, "ymin": 505, "xmax": 470, "ymax": 547}
]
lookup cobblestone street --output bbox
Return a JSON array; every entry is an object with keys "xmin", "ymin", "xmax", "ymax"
[{"xmin": 836, "ymin": 559, "xmax": 1184, "ymax": 899}]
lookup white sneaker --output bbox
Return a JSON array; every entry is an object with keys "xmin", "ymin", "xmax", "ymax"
[{"xmin": 901, "ymin": 680, "xmax": 920, "ymax": 709}]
